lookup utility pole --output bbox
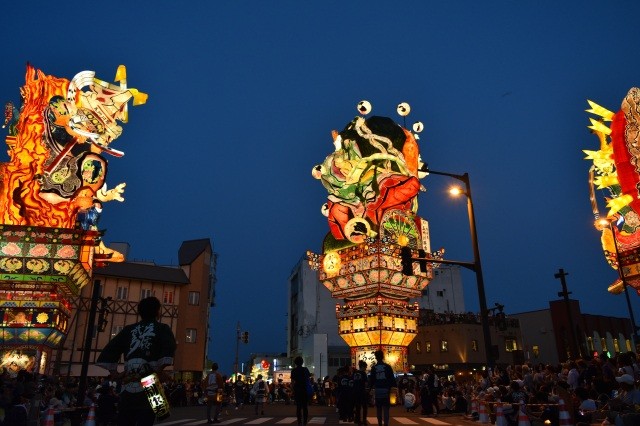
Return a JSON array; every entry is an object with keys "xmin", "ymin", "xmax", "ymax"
[
  {"xmin": 234, "ymin": 322, "xmax": 240, "ymax": 380},
  {"xmin": 554, "ymin": 269, "xmax": 580, "ymax": 359},
  {"xmin": 76, "ymin": 280, "xmax": 101, "ymax": 422}
]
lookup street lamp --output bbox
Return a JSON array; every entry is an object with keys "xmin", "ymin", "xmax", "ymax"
[
  {"xmin": 424, "ymin": 169, "xmax": 494, "ymax": 370},
  {"xmin": 595, "ymin": 217, "xmax": 640, "ymax": 346}
]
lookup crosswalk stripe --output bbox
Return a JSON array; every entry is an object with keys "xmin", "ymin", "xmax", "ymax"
[
  {"xmin": 157, "ymin": 419, "xmax": 197, "ymax": 425},
  {"xmin": 420, "ymin": 418, "xmax": 452, "ymax": 425},
  {"xmin": 162, "ymin": 415, "xmax": 458, "ymax": 425},
  {"xmin": 396, "ymin": 417, "xmax": 419, "ymax": 424},
  {"xmin": 244, "ymin": 418, "xmax": 274, "ymax": 424}
]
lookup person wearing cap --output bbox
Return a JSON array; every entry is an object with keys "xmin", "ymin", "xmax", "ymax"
[{"xmin": 606, "ymin": 373, "xmax": 640, "ymax": 425}]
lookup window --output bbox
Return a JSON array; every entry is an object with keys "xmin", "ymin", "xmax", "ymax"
[
  {"xmin": 186, "ymin": 328, "xmax": 197, "ymax": 343},
  {"xmin": 141, "ymin": 288, "xmax": 153, "ymax": 299},
  {"xmin": 188, "ymin": 291, "xmax": 200, "ymax": 306},
  {"xmin": 626, "ymin": 339, "xmax": 632, "ymax": 352},
  {"xmin": 471, "ymin": 340, "xmax": 478, "ymax": 352},
  {"xmin": 601, "ymin": 338, "xmax": 608, "ymax": 352},
  {"xmin": 505, "ymin": 338, "xmax": 517, "ymax": 352},
  {"xmin": 587, "ymin": 337, "xmax": 595, "ymax": 352},
  {"xmin": 425, "ymin": 341, "xmax": 431, "ymax": 353},
  {"xmin": 116, "ymin": 287, "xmax": 128, "ymax": 300},
  {"xmin": 532, "ymin": 345, "xmax": 540, "ymax": 358},
  {"xmin": 111, "ymin": 325, "xmax": 123, "ymax": 338},
  {"xmin": 613, "ymin": 339, "xmax": 620, "ymax": 353},
  {"xmin": 416, "ymin": 341, "xmax": 422, "ymax": 354},
  {"xmin": 436, "ymin": 291, "xmax": 444, "ymax": 297},
  {"xmin": 163, "ymin": 291, "xmax": 174, "ymax": 305},
  {"xmin": 440, "ymin": 340, "xmax": 448, "ymax": 352}
]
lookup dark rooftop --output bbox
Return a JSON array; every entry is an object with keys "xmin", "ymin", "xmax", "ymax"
[
  {"xmin": 94, "ymin": 261, "xmax": 190, "ymax": 285},
  {"xmin": 178, "ymin": 239, "xmax": 211, "ymax": 266}
]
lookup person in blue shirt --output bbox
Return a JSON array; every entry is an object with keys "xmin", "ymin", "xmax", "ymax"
[
  {"xmin": 290, "ymin": 356, "xmax": 311, "ymax": 426},
  {"xmin": 352, "ymin": 360, "xmax": 369, "ymax": 425},
  {"xmin": 368, "ymin": 351, "xmax": 395, "ymax": 426}
]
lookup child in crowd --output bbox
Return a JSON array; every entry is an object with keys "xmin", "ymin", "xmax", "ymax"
[{"xmin": 404, "ymin": 390, "xmax": 416, "ymax": 412}]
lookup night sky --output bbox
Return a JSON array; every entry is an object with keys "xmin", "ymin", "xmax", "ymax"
[{"xmin": 2, "ymin": 1, "xmax": 640, "ymax": 373}]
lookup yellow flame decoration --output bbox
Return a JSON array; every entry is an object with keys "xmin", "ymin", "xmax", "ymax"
[{"xmin": 586, "ymin": 100, "xmax": 614, "ymax": 121}]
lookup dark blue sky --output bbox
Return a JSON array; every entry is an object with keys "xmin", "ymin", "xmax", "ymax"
[{"xmin": 3, "ymin": 2, "xmax": 640, "ymax": 373}]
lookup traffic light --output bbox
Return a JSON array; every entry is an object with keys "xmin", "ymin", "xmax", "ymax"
[
  {"xmin": 241, "ymin": 331, "xmax": 249, "ymax": 343},
  {"xmin": 97, "ymin": 310, "xmax": 108, "ymax": 332},
  {"xmin": 417, "ymin": 249, "xmax": 427, "ymax": 273},
  {"xmin": 400, "ymin": 247, "xmax": 413, "ymax": 276}
]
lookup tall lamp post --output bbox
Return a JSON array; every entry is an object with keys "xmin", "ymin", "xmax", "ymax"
[{"xmin": 424, "ymin": 169, "xmax": 494, "ymax": 370}]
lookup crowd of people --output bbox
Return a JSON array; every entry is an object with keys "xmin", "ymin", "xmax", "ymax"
[
  {"xmin": 3, "ymin": 349, "xmax": 640, "ymax": 425},
  {"xmin": 457, "ymin": 352, "xmax": 640, "ymax": 426}
]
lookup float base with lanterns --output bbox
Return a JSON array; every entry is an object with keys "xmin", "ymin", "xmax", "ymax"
[
  {"xmin": 336, "ymin": 295, "xmax": 419, "ymax": 372},
  {"xmin": 309, "ymin": 224, "xmax": 443, "ymax": 372},
  {"xmin": 0, "ymin": 224, "xmax": 99, "ymax": 374}
]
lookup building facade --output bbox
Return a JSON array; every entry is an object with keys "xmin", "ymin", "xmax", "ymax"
[
  {"xmin": 407, "ymin": 309, "xmax": 524, "ymax": 376},
  {"xmin": 513, "ymin": 299, "xmax": 635, "ymax": 365},
  {"xmin": 53, "ymin": 239, "xmax": 216, "ymax": 383}
]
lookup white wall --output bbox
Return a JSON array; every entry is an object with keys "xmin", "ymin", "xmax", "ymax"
[{"xmin": 419, "ymin": 265, "xmax": 465, "ymax": 313}]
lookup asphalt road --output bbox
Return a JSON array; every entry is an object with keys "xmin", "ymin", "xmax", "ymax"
[{"xmin": 155, "ymin": 403, "xmax": 471, "ymax": 426}]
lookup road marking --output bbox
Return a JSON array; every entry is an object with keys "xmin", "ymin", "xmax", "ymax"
[
  {"xmin": 308, "ymin": 417, "xmax": 326, "ymax": 424},
  {"xmin": 396, "ymin": 417, "xmax": 420, "ymax": 424},
  {"xmin": 244, "ymin": 418, "xmax": 275, "ymax": 424},
  {"xmin": 219, "ymin": 419, "xmax": 249, "ymax": 425},
  {"xmin": 181, "ymin": 420, "xmax": 208, "ymax": 425},
  {"xmin": 420, "ymin": 418, "xmax": 452, "ymax": 425},
  {"xmin": 276, "ymin": 417, "xmax": 298, "ymax": 424},
  {"xmin": 157, "ymin": 419, "xmax": 197, "ymax": 425}
]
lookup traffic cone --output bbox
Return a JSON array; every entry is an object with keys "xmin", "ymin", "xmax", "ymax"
[
  {"xmin": 557, "ymin": 399, "xmax": 573, "ymax": 426},
  {"xmin": 471, "ymin": 398, "xmax": 478, "ymax": 414},
  {"xmin": 517, "ymin": 401, "xmax": 531, "ymax": 426},
  {"xmin": 43, "ymin": 407, "xmax": 55, "ymax": 426},
  {"xmin": 478, "ymin": 400, "xmax": 489, "ymax": 424},
  {"xmin": 84, "ymin": 403, "xmax": 96, "ymax": 426},
  {"xmin": 495, "ymin": 401, "xmax": 508, "ymax": 426}
]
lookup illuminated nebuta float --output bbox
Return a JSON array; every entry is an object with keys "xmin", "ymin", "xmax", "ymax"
[
  {"xmin": 585, "ymin": 88, "xmax": 640, "ymax": 296},
  {"xmin": 0, "ymin": 65, "xmax": 146, "ymax": 374},
  {"xmin": 308, "ymin": 101, "xmax": 443, "ymax": 372}
]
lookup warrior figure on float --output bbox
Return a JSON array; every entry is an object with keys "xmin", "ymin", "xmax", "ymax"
[
  {"xmin": 0, "ymin": 65, "xmax": 147, "ymax": 261},
  {"xmin": 585, "ymin": 88, "xmax": 640, "ymax": 294}
]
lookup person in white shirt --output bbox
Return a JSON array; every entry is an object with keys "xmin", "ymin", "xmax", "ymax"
[
  {"xmin": 567, "ymin": 361, "xmax": 580, "ymax": 390},
  {"xmin": 403, "ymin": 391, "xmax": 416, "ymax": 412}
]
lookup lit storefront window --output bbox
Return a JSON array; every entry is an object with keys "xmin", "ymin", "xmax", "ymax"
[{"xmin": 505, "ymin": 338, "xmax": 517, "ymax": 352}]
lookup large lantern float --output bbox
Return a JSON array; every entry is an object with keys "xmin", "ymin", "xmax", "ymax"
[
  {"xmin": 307, "ymin": 102, "xmax": 443, "ymax": 372},
  {"xmin": 0, "ymin": 65, "xmax": 146, "ymax": 374},
  {"xmin": 584, "ymin": 88, "xmax": 640, "ymax": 295}
]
